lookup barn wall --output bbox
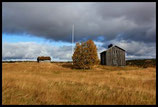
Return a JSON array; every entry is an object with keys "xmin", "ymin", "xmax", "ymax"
[
  {"xmin": 106, "ymin": 47, "xmax": 113, "ymax": 65},
  {"xmin": 104, "ymin": 52, "xmax": 106, "ymax": 65},
  {"xmin": 104, "ymin": 46, "xmax": 125, "ymax": 66}
]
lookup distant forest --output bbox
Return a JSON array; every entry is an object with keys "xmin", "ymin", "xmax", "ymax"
[
  {"xmin": 2, "ymin": 59, "xmax": 156, "ymax": 68},
  {"xmin": 126, "ymin": 59, "xmax": 156, "ymax": 68}
]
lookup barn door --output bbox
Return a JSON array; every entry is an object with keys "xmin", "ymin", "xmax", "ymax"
[
  {"xmin": 113, "ymin": 59, "xmax": 117, "ymax": 66},
  {"xmin": 102, "ymin": 54, "xmax": 104, "ymax": 65},
  {"xmin": 113, "ymin": 50, "xmax": 118, "ymax": 66}
]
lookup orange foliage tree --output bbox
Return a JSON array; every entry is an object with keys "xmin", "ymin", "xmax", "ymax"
[{"xmin": 72, "ymin": 40, "xmax": 99, "ymax": 69}]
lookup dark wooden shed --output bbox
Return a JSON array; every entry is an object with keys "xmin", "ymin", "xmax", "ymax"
[
  {"xmin": 100, "ymin": 44, "xmax": 126, "ymax": 66},
  {"xmin": 37, "ymin": 56, "xmax": 51, "ymax": 63}
]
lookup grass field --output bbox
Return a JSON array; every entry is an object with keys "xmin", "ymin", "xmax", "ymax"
[{"xmin": 2, "ymin": 62, "xmax": 156, "ymax": 105}]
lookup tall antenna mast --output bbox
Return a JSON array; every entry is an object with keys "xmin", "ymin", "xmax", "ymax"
[{"xmin": 72, "ymin": 24, "xmax": 74, "ymax": 64}]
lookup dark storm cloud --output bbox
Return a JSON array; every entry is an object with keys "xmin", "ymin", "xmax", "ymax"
[
  {"xmin": 94, "ymin": 3, "xmax": 155, "ymax": 24},
  {"xmin": 2, "ymin": 2, "xmax": 156, "ymax": 43},
  {"xmin": 2, "ymin": 2, "xmax": 156, "ymax": 60}
]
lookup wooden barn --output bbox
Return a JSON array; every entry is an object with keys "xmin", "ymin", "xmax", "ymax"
[
  {"xmin": 37, "ymin": 56, "xmax": 51, "ymax": 63},
  {"xmin": 100, "ymin": 44, "xmax": 126, "ymax": 66}
]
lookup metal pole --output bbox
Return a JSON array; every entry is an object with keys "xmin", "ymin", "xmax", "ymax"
[{"xmin": 72, "ymin": 24, "xmax": 74, "ymax": 65}]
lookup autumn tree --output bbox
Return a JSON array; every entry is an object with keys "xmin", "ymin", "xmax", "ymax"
[
  {"xmin": 72, "ymin": 40, "xmax": 99, "ymax": 69},
  {"xmin": 72, "ymin": 42, "xmax": 82, "ymax": 68}
]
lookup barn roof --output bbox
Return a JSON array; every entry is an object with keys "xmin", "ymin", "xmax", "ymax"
[
  {"xmin": 114, "ymin": 45, "xmax": 126, "ymax": 51},
  {"xmin": 37, "ymin": 56, "xmax": 51, "ymax": 60},
  {"xmin": 100, "ymin": 51, "xmax": 106, "ymax": 54},
  {"xmin": 100, "ymin": 45, "xmax": 125, "ymax": 54}
]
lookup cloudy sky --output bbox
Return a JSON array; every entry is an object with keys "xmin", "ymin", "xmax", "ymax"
[{"xmin": 2, "ymin": 2, "xmax": 156, "ymax": 61}]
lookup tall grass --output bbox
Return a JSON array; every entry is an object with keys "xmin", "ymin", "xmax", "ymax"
[{"xmin": 2, "ymin": 62, "xmax": 156, "ymax": 105}]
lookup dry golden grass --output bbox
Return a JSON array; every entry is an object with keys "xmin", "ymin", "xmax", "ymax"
[{"xmin": 2, "ymin": 62, "xmax": 156, "ymax": 105}]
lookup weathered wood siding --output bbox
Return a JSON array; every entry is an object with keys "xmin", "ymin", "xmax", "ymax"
[
  {"xmin": 101, "ymin": 46, "xmax": 126, "ymax": 66},
  {"xmin": 38, "ymin": 60, "xmax": 51, "ymax": 63}
]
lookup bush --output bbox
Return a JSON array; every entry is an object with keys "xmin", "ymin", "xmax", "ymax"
[
  {"xmin": 72, "ymin": 40, "xmax": 99, "ymax": 69},
  {"xmin": 126, "ymin": 59, "xmax": 156, "ymax": 67}
]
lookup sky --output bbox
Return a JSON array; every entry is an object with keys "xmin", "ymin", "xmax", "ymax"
[{"xmin": 2, "ymin": 2, "xmax": 156, "ymax": 61}]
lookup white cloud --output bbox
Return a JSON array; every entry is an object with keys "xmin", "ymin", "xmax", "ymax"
[
  {"xmin": 2, "ymin": 39, "xmax": 156, "ymax": 61},
  {"xmin": 2, "ymin": 42, "xmax": 73, "ymax": 61}
]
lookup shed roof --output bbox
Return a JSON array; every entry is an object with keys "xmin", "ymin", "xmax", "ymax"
[{"xmin": 37, "ymin": 56, "xmax": 51, "ymax": 60}]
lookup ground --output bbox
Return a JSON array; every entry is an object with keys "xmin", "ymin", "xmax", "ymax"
[{"xmin": 2, "ymin": 62, "xmax": 156, "ymax": 105}]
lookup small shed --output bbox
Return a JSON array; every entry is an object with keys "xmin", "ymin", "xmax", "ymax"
[
  {"xmin": 100, "ymin": 44, "xmax": 126, "ymax": 66},
  {"xmin": 37, "ymin": 56, "xmax": 51, "ymax": 63}
]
